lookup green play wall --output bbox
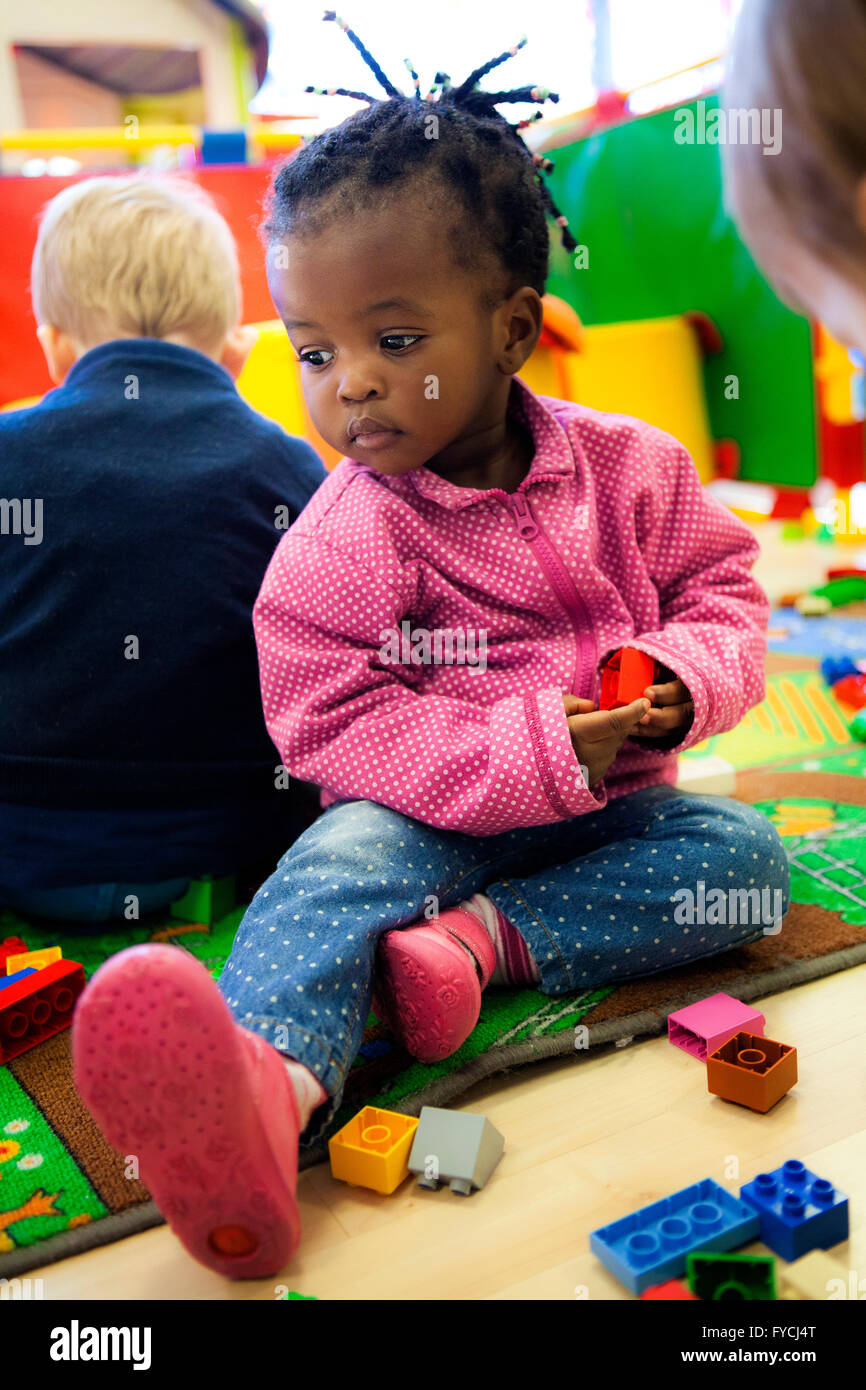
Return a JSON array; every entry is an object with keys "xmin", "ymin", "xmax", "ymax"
[{"xmin": 545, "ymin": 96, "xmax": 817, "ymax": 488}]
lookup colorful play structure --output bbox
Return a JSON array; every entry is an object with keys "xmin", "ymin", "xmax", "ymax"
[{"xmin": 1, "ymin": 7, "xmax": 864, "ymax": 529}]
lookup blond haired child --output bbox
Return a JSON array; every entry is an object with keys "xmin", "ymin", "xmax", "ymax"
[{"xmin": 0, "ymin": 176, "xmax": 324, "ymax": 923}]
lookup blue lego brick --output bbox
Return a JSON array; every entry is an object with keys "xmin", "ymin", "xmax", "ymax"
[
  {"xmin": 200, "ymin": 130, "xmax": 247, "ymax": 165},
  {"xmin": 740, "ymin": 1160, "xmax": 849, "ymax": 1261},
  {"xmin": 0, "ymin": 967, "xmax": 37, "ymax": 992},
  {"xmin": 820, "ymin": 655, "xmax": 860, "ymax": 685},
  {"xmin": 590, "ymin": 1178, "xmax": 761, "ymax": 1294}
]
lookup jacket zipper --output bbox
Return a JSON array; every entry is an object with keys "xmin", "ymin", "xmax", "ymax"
[{"xmin": 502, "ymin": 491, "xmax": 596, "ymax": 696}]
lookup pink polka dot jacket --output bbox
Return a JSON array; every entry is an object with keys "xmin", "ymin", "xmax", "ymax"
[{"xmin": 255, "ymin": 379, "xmax": 768, "ymax": 836}]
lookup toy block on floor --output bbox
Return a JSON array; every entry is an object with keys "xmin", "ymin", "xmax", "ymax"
[
  {"xmin": 820, "ymin": 655, "xmax": 860, "ymax": 686},
  {"xmin": 639, "ymin": 1279, "xmax": 699, "ymax": 1300},
  {"xmin": 706, "ymin": 1030, "xmax": 798, "ymax": 1112},
  {"xmin": 168, "ymin": 875, "xmax": 236, "ymax": 927},
  {"xmin": 5, "ymin": 945, "xmax": 62, "ymax": 975},
  {"xmin": 408, "ymin": 1107, "xmax": 504, "ymax": 1195},
  {"xmin": 590, "ymin": 1178, "xmax": 760, "ymax": 1295},
  {"xmin": 328, "ymin": 1106, "xmax": 419, "ymax": 1195},
  {"xmin": 778, "ymin": 1250, "xmax": 850, "ymax": 1301},
  {"xmin": 686, "ymin": 1251, "xmax": 776, "ymax": 1301},
  {"xmin": 667, "ymin": 993, "xmax": 765, "ymax": 1061},
  {"xmin": 0, "ymin": 937, "xmax": 28, "ymax": 971},
  {"xmin": 599, "ymin": 647, "xmax": 659, "ymax": 711},
  {"xmin": 740, "ymin": 1160, "xmax": 848, "ymax": 1261},
  {"xmin": 831, "ymin": 673, "xmax": 866, "ymax": 708},
  {"xmin": 0, "ymin": 958, "xmax": 85, "ymax": 1064}
]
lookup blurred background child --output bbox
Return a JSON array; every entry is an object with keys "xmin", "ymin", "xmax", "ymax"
[
  {"xmin": 0, "ymin": 176, "xmax": 325, "ymax": 924},
  {"xmin": 723, "ymin": 0, "xmax": 866, "ymax": 358}
]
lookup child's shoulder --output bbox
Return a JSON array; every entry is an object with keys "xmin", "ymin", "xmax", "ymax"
[
  {"xmin": 289, "ymin": 457, "xmax": 399, "ymax": 532},
  {"xmin": 538, "ymin": 393, "xmax": 692, "ymax": 474}
]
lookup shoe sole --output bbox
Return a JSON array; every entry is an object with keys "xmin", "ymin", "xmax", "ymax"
[{"xmin": 72, "ymin": 944, "xmax": 301, "ymax": 1279}]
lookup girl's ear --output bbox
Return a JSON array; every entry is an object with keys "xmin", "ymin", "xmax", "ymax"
[
  {"xmin": 219, "ymin": 324, "xmax": 258, "ymax": 380},
  {"xmin": 497, "ymin": 287, "xmax": 543, "ymax": 375},
  {"xmin": 856, "ymin": 176, "xmax": 866, "ymax": 236},
  {"xmin": 36, "ymin": 324, "xmax": 79, "ymax": 385}
]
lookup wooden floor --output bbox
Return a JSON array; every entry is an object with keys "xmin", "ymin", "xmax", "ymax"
[{"xmin": 29, "ymin": 962, "xmax": 866, "ymax": 1300}]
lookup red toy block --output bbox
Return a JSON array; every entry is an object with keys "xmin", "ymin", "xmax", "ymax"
[
  {"xmin": 832, "ymin": 673, "xmax": 866, "ymax": 709},
  {"xmin": 0, "ymin": 936, "xmax": 28, "ymax": 971},
  {"xmin": 599, "ymin": 647, "xmax": 659, "ymax": 710},
  {"xmin": 0, "ymin": 958, "xmax": 85, "ymax": 1064},
  {"xmin": 640, "ymin": 1279, "xmax": 700, "ymax": 1300}
]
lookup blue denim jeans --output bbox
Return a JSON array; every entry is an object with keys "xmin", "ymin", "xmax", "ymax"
[{"xmin": 219, "ymin": 785, "xmax": 790, "ymax": 1140}]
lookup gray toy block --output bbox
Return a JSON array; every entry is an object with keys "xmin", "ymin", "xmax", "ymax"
[{"xmin": 408, "ymin": 1107, "xmax": 504, "ymax": 1195}]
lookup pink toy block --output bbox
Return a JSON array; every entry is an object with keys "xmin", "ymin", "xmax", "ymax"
[{"xmin": 667, "ymin": 993, "xmax": 765, "ymax": 1062}]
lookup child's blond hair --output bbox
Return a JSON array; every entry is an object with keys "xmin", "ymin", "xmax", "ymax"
[
  {"xmin": 31, "ymin": 175, "xmax": 241, "ymax": 352},
  {"xmin": 724, "ymin": 0, "xmax": 866, "ymax": 279}
]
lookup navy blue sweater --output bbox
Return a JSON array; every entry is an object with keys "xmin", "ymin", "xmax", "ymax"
[{"xmin": 0, "ymin": 339, "xmax": 325, "ymax": 816}]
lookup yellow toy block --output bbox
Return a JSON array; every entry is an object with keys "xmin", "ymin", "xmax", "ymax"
[
  {"xmin": 778, "ymin": 1250, "xmax": 849, "ymax": 1301},
  {"xmin": 328, "ymin": 1106, "xmax": 419, "ymax": 1195},
  {"xmin": 521, "ymin": 312, "xmax": 717, "ymax": 484},
  {"xmin": 236, "ymin": 321, "xmax": 343, "ymax": 469},
  {"xmin": 6, "ymin": 946, "xmax": 62, "ymax": 975}
]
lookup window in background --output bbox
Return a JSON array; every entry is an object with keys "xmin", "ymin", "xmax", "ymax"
[
  {"xmin": 250, "ymin": 0, "xmax": 598, "ymax": 124},
  {"xmin": 250, "ymin": 0, "xmax": 746, "ymax": 125},
  {"xmin": 609, "ymin": 0, "xmax": 742, "ymax": 93}
]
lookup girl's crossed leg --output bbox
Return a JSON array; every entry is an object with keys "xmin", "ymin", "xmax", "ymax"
[{"xmin": 219, "ymin": 784, "xmax": 790, "ymax": 1139}]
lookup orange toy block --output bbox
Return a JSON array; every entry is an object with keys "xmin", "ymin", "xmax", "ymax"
[
  {"xmin": 599, "ymin": 647, "xmax": 659, "ymax": 710},
  {"xmin": 706, "ymin": 1030, "xmax": 798, "ymax": 1113},
  {"xmin": 6, "ymin": 945, "xmax": 62, "ymax": 975},
  {"xmin": 328, "ymin": 1106, "xmax": 419, "ymax": 1195},
  {"xmin": 0, "ymin": 958, "xmax": 85, "ymax": 1064}
]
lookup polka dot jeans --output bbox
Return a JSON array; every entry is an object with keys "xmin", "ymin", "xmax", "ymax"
[{"xmin": 220, "ymin": 784, "xmax": 789, "ymax": 1140}]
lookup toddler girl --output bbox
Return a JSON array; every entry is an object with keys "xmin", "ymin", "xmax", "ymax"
[{"xmin": 73, "ymin": 15, "xmax": 789, "ymax": 1279}]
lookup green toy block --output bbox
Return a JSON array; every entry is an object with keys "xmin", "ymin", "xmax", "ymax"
[
  {"xmin": 813, "ymin": 575, "xmax": 866, "ymax": 604},
  {"xmin": 686, "ymin": 1251, "xmax": 776, "ymax": 1301},
  {"xmin": 169, "ymin": 875, "xmax": 237, "ymax": 926}
]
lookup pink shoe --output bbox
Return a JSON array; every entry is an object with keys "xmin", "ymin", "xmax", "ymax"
[
  {"xmin": 372, "ymin": 908, "xmax": 496, "ymax": 1063},
  {"xmin": 72, "ymin": 943, "xmax": 302, "ymax": 1279}
]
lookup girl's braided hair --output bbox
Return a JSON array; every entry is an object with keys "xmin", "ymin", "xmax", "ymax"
[{"xmin": 264, "ymin": 10, "xmax": 576, "ymax": 298}]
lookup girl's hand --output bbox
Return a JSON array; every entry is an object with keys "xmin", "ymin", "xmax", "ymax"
[
  {"xmin": 629, "ymin": 665, "xmax": 694, "ymax": 744},
  {"xmin": 563, "ymin": 693, "xmax": 651, "ymax": 787}
]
